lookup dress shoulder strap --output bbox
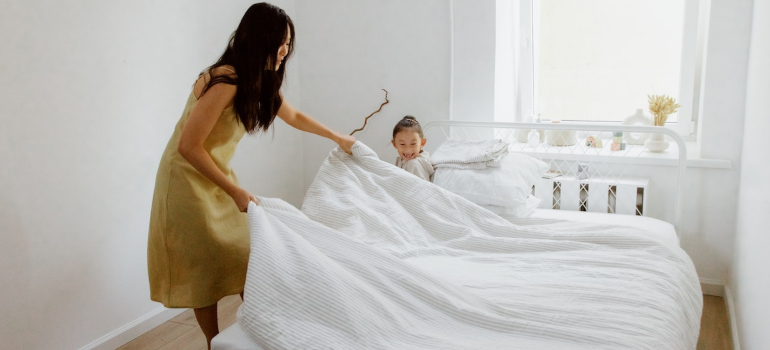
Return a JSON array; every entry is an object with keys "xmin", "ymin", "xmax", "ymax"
[{"xmin": 217, "ymin": 66, "xmax": 236, "ymax": 74}]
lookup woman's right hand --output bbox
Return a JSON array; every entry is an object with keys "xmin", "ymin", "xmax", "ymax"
[
  {"xmin": 230, "ymin": 187, "xmax": 258, "ymax": 212},
  {"xmin": 336, "ymin": 134, "xmax": 356, "ymax": 154}
]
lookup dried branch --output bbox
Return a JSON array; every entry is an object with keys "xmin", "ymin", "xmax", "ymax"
[{"xmin": 350, "ymin": 89, "xmax": 389, "ymax": 136}]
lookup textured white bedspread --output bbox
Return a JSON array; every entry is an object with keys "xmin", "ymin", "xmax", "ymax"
[{"xmin": 237, "ymin": 142, "xmax": 702, "ymax": 350}]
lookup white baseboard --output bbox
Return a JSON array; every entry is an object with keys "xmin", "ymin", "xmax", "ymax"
[
  {"xmin": 700, "ymin": 278, "xmax": 726, "ymax": 296},
  {"xmin": 724, "ymin": 284, "xmax": 741, "ymax": 350},
  {"xmin": 76, "ymin": 306, "xmax": 186, "ymax": 350}
]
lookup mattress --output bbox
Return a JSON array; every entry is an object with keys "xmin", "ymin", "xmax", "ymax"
[{"xmin": 212, "ymin": 209, "xmax": 682, "ymax": 350}]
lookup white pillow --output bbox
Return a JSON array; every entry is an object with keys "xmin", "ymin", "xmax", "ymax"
[{"xmin": 432, "ymin": 153, "xmax": 548, "ymax": 216}]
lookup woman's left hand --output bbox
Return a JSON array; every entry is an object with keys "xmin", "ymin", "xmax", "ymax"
[{"xmin": 336, "ymin": 134, "xmax": 356, "ymax": 154}]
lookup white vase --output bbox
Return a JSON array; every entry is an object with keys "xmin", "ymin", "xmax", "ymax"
[
  {"xmin": 645, "ymin": 133, "xmax": 670, "ymax": 152},
  {"xmin": 622, "ymin": 109, "xmax": 652, "ymax": 145},
  {"xmin": 516, "ymin": 129, "xmax": 544, "ymax": 143},
  {"xmin": 546, "ymin": 130, "xmax": 578, "ymax": 146}
]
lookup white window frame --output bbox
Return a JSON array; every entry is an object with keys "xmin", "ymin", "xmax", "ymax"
[{"xmin": 496, "ymin": 0, "xmax": 710, "ymax": 140}]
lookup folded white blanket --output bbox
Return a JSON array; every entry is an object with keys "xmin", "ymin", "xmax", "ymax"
[
  {"xmin": 238, "ymin": 141, "xmax": 702, "ymax": 350},
  {"xmin": 432, "ymin": 156, "xmax": 505, "ymax": 169},
  {"xmin": 431, "ymin": 138, "xmax": 509, "ymax": 169}
]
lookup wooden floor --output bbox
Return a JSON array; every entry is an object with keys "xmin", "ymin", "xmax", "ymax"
[
  {"xmin": 698, "ymin": 295, "xmax": 734, "ymax": 350},
  {"xmin": 119, "ymin": 295, "xmax": 733, "ymax": 350},
  {"xmin": 117, "ymin": 295, "xmax": 242, "ymax": 350}
]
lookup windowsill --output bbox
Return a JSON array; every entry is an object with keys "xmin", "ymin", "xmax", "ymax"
[
  {"xmin": 515, "ymin": 140, "xmax": 732, "ymax": 169},
  {"xmin": 683, "ymin": 141, "xmax": 732, "ymax": 169}
]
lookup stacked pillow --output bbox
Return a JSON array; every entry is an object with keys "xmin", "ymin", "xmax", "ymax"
[
  {"xmin": 431, "ymin": 138, "xmax": 510, "ymax": 170},
  {"xmin": 432, "ymin": 149, "xmax": 549, "ymax": 218}
]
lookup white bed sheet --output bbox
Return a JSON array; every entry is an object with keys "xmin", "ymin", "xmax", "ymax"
[
  {"xmin": 520, "ymin": 209, "xmax": 679, "ymax": 248},
  {"xmin": 212, "ymin": 208, "xmax": 683, "ymax": 350},
  {"xmin": 211, "ymin": 320, "xmax": 265, "ymax": 350}
]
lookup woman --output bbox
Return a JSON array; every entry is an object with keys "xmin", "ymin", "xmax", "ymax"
[{"xmin": 147, "ymin": 3, "xmax": 355, "ymax": 347}]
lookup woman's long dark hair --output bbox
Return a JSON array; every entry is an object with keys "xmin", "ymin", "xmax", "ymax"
[{"xmin": 198, "ymin": 2, "xmax": 295, "ymax": 133}]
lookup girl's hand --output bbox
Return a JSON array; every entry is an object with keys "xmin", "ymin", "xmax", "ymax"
[
  {"xmin": 230, "ymin": 187, "xmax": 258, "ymax": 212},
  {"xmin": 336, "ymin": 134, "xmax": 356, "ymax": 154}
]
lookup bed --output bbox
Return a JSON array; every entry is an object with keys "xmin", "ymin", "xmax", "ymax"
[
  {"xmin": 211, "ymin": 213, "xmax": 683, "ymax": 350},
  {"xmin": 212, "ymin": 121, "xmax": 700, "ymax": 350}
]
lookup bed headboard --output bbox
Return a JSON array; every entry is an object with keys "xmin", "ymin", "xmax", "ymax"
[{"xmin": 422, "ymin": 120, "xmax": 687, "ymax": 236}]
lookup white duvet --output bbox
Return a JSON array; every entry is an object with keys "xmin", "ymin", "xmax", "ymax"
[{"xmin": 238, "ymin": 142, "xmax": 702, "ymax": 350}]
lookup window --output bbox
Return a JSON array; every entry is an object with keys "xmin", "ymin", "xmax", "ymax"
[{"xmin": 495, "ymin": 0, "xmax": 709, "ymax": 137}]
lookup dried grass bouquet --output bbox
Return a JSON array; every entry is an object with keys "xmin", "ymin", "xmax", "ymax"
[{"xmin": 647, "ymin": 94, "xmax": 681, "ymax": 126}]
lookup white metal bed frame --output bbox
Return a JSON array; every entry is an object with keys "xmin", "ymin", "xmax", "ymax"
[{"xmin": 422, "ymin": 120, "xmax": 687, "ymax": 236}]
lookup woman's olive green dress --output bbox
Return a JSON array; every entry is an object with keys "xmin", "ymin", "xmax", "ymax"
[{"xmin": 148, "ymin": 91, "xmax": 249, "ymax": 308}]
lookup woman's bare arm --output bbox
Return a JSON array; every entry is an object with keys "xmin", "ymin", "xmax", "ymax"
[
  {"xmin": 276, "ymin": 99, "xmax": 356, "ymax": 153},
  {"xmin": 177, "ymin": 71, "xmax": 256, "ymax": 211}
]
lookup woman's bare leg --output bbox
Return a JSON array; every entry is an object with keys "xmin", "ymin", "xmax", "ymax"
[{"xmin": 194, "ymin": 303, "xmax": 219, "ymax": 349}]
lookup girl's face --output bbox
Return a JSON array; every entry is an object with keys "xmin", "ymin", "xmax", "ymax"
[
  {"xmin": 392, "ymin": 130, "xmax": 426, "ymax": 161},
  {"xmin": 276, "ymin": 26, "xmax": 291, "ymax": 71}
]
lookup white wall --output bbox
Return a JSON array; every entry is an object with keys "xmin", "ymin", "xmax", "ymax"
[
  {"xmin": 678, "ymin": 0, "xmax": 753, "ymax": 283},
  {"xmin": 0, "ymin": 1, "xmax": 303, "ymax": 348},
  {"xmin": 293, "ymin": 0, "xmax": 451, "ymax": 191},
  {"xmin": 731, "ymin": 0, "xmax": 770, "ymax": 348}
]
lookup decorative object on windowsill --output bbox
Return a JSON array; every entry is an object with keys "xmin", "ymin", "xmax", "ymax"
[
  {"xmin": 644, "ymin": 94, "xmax": 680, "ymax": 152},
  {"xmin": 516, "ymin": 113, "xmax": 544, "ymax": 144},
  {"xmin": 585, "ymin": 135, "xmax": 603, "ymax": 148},
  {"xmin": 610, "ymin": 131, "xmax": 626, "ymax": 151},
  {"xmin": 526, "ymin": 130, "xmax": 540, "ymax": 147},
  {"xmin": 546, "ymin": 119, "xmax": 578, "ymax": 146},
  {"xmin": 645, "ymin": 133, "xmax": 669, "ymax": 152},
  {"xmin": 622, "ymin": 109, "xmax": 652, "ymax": 145},
  {"xmin": 517, "ymin": 129, "xmax": 544, "ymax": 143},
  {"xmin": 577, "ymin": 163, "xmax": 590, "ymax": 180},
  {"xmin": 612, "ymin": 131, "xmax": 623, "ymax": 144}
]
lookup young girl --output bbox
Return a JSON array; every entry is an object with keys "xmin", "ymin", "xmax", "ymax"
[
  {"xmin": 392, "ymin": 116, "xmax": 434, "ymax": 181},
  {"xmin": 147, "ymin": 3, "xmax": 355, "ymax": 348}
]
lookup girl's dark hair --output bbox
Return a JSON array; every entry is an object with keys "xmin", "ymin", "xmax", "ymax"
[
  {"xmin": 198, "ymin": 2, "xmax": 295, "ymax": 134},
  {"xmin": 392, "ymin": 115, "xmax": 423, "ymax": 139}
]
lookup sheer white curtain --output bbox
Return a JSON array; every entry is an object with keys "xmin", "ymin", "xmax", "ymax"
[
  {"xmin": 494, "ymin": 0, "xmax": 535, "ymax": 123},
  {"xmin": 494, "ymin": 0, "xmax": 517, "ymax": 122}
]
